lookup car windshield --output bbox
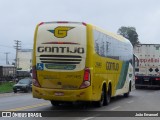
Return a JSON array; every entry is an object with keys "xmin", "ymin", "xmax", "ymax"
[{"xmin": 18, "ymin": 79, "xmax": 30, "ymax": 84}]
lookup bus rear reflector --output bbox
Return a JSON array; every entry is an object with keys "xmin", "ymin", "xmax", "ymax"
[
  {"xmin": 80, "ymin": 68, "xmax": 91, "ymax": 89},
  {"xmin": 32, "ymin": 66, "xmax": 41, "ymax": 87},
  {"xmin": 38, "ymin": 22, "xmax": 44, "ymax": 26},
  {"xmin": 82, "ymin": 22, "xmax": 87, "ymax": 26}
]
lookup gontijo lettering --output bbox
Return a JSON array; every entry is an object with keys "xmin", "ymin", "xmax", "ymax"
[
  {"xmin": 37, "ymin": 46, "xmax": 85, "ymax": 54},
  {"xmin": 106, "ymin": 61, "xmax": 119, "ymax": 71},
  {"xmin": 48, "ymin": 26, "xmax": 74, "ymax": 38}
]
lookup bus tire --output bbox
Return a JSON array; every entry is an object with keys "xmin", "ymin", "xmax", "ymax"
[
  {"xmin": 124, "ymin": 82, "xmax": 131, "ymax": 97},
  {"xmin": 94, "ymin": 85, "xmax": 106, "ymax": 107},
  {"xmin": 106, "ymin": 84, "xmax": 111, "ymax": 105},
  {"xmin": 124, "ymin": 91, "xmax": 129, "ymax": 97},
  {"xmin": 50, "ymin": 100, "xmax": 60, "ymax": 107}
]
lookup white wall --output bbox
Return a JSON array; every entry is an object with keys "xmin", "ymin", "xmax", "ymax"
[{"xmin": 17, "ymin": 49, "xmax": 32, "ymax": 70}]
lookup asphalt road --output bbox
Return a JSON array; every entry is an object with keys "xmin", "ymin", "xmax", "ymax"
[{"xmin": 0, "ymin": 88, "xmax": 160, "ymax": 120}]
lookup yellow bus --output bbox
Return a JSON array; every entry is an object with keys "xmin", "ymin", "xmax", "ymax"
[{"xmin": 32, "ymin": 21, "xmax": 134, "ymax": 107}]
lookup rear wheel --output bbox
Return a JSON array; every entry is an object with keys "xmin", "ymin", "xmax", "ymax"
[
  {"xmin": 106, "ymin": 84, "xmax": 111, "ymax": 105},
  {"xmin": 124, "ymin": 82, "xmax": 131, "ymax": 97},
  {"xmin": 94, "ymin": 86, "xmax": 106, "ymax": 107},
  {"xmin": 94, "ymin": 84, "xmax": 111, "ymax": 107},
  {"xmin": 124, "ymin": 91, "xmax": 129, "ymax": 97},
  {"xmin": 50, "ymin": 100, "xmax": 60, "ymax": 107}
]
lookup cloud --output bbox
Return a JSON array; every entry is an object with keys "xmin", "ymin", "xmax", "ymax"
[{"xmin": 0, "ymin": 0, "xmax": 160, "ymax": 64}]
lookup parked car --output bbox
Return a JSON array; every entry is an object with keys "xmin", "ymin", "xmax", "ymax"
[{"xmin": 13, "ymin": 78, "xmax": 32, "ymax": 93}]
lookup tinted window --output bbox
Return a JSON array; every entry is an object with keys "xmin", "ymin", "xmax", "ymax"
[
  {"xmin": 93, "ymin": 30, "xmax": 132, "ymax": 61},
  {"xmin": 18, "ymin": 79, "xmax": 31, "ymax": 84}
]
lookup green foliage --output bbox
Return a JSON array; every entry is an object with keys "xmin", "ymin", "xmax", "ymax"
[
  {"xmin": 117, "ymin": 26, "xmax": 140, "ymax": 46},
  {"xmin": 0, "ymin": 82, "xmax": 14, "ymax": 93}
]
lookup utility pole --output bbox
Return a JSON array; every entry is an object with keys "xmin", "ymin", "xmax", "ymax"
[
  {"xmin": 4, "ymin": 52, "xmax": 10, "ymax": 65},
  {"xmin": 14, "ymin": 40, "xmax": 21, "ymax": 69}
]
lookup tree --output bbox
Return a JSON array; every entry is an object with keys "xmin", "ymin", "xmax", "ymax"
[{"xmin": 117, "ymin": 26, "xmax": 140, "ymax": 46}]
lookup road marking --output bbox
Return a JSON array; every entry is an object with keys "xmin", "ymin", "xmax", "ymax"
[
  {"xmin": 0, "ymin": 93, "xmax": 19, "ymax": 97},
  {"xmin": 0, "ymin": 93, "xmax": 30, "ymax": 97},
  {"xmin": 110, "ymin": 106, "xmax": 121, "ymax": 111},
  {"xmin": 81, "ymin": 117, "xmax": 95, "ymax": 120},
  {"xmin": 81, "ymin": 113, "xmax": 101, "ymax": 120},
  {"xmin": 127, "ymin": 100, "xmax": 134, "ymax": 103},
  {"xmin": 3, "ymin": 102, "xmax": 50, "ymax": 111}
]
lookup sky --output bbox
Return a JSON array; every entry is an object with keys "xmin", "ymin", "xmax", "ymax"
[{"xmin": 0, "ymin": 0, "xmax": 160, "ymax": 65}]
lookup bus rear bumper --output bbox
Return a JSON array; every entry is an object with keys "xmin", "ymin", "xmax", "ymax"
[
  {"xmin": 32, "ymin": 86, "xmax": 92, "ymax": 102},
  {"xmin": 135, "ymin": 84, "xmax": 160, "ymax": 88}
]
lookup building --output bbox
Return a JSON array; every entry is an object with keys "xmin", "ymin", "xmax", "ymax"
[
  {"xmin": 17, "ymin": 49, "xmax": 32, "ymax": 71},
  {"xmin": 0, "ymin": 65, "xmax": 16, "ymax": 81}
]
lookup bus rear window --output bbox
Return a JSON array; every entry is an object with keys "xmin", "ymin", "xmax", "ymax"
[{"xmin": 36, "ymin": 23, "xmax": 87, "ymax": 72}]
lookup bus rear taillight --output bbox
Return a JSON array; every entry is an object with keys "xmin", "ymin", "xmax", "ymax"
[
  {"xmin": 32, "ymin": 66, "xmax": 41, "ymax": 87},
  {"xmin": 135, "ymin": 76, "xmax": 138, "ymax": 80},
  {"xmin": 155, "ymin": 78, "xmax": 160, "ymax": 80},
  {"xmin": 80, "ymin": 68, "xmax": 91, "ymax": 89}
]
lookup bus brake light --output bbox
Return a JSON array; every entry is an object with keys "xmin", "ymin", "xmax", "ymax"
[
  {"xmin": 135, "ymin": 77, "xmax": 138, "ymax": 80},
  {"xmin": 32, "ymin": 66, "xmax": 41, "ymax": 87},
  {"xmin": 155, "ymin": 78, "xmax": 160, "ymax": 80},
  {"xmin": 84, "ymin": 68, "xmax": 90, "ymax": 81},
  {"xmin": 80, "ymin": 68, "xmax": 91, "ymax": 89}
]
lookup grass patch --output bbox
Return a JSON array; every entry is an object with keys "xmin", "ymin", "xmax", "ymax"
[{"xmin": 0, "ymin": 82, "xmax": 15, "ymax": 93}]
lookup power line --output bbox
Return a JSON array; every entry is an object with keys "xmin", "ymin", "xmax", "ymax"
[
  {"xmin": 0, "ymin": 44, "xmax": 13, "ymax": 48},
  {"xmin": 0, "ymin": 51, "xmax": 14, "ymax": 54}
]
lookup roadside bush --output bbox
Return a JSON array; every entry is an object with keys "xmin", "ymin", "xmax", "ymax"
[{"xmin": 0, "ymin": 81, "xmax": 14, "ymax": 93}]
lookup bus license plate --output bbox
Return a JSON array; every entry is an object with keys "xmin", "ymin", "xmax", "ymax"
[
  {"xmin": 54, "ymin": 92, "xmax": 64, "ymax": 96},
  {"xmin": 144, "ymin": 78, "xmax": 149, "ymax": 81}
]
